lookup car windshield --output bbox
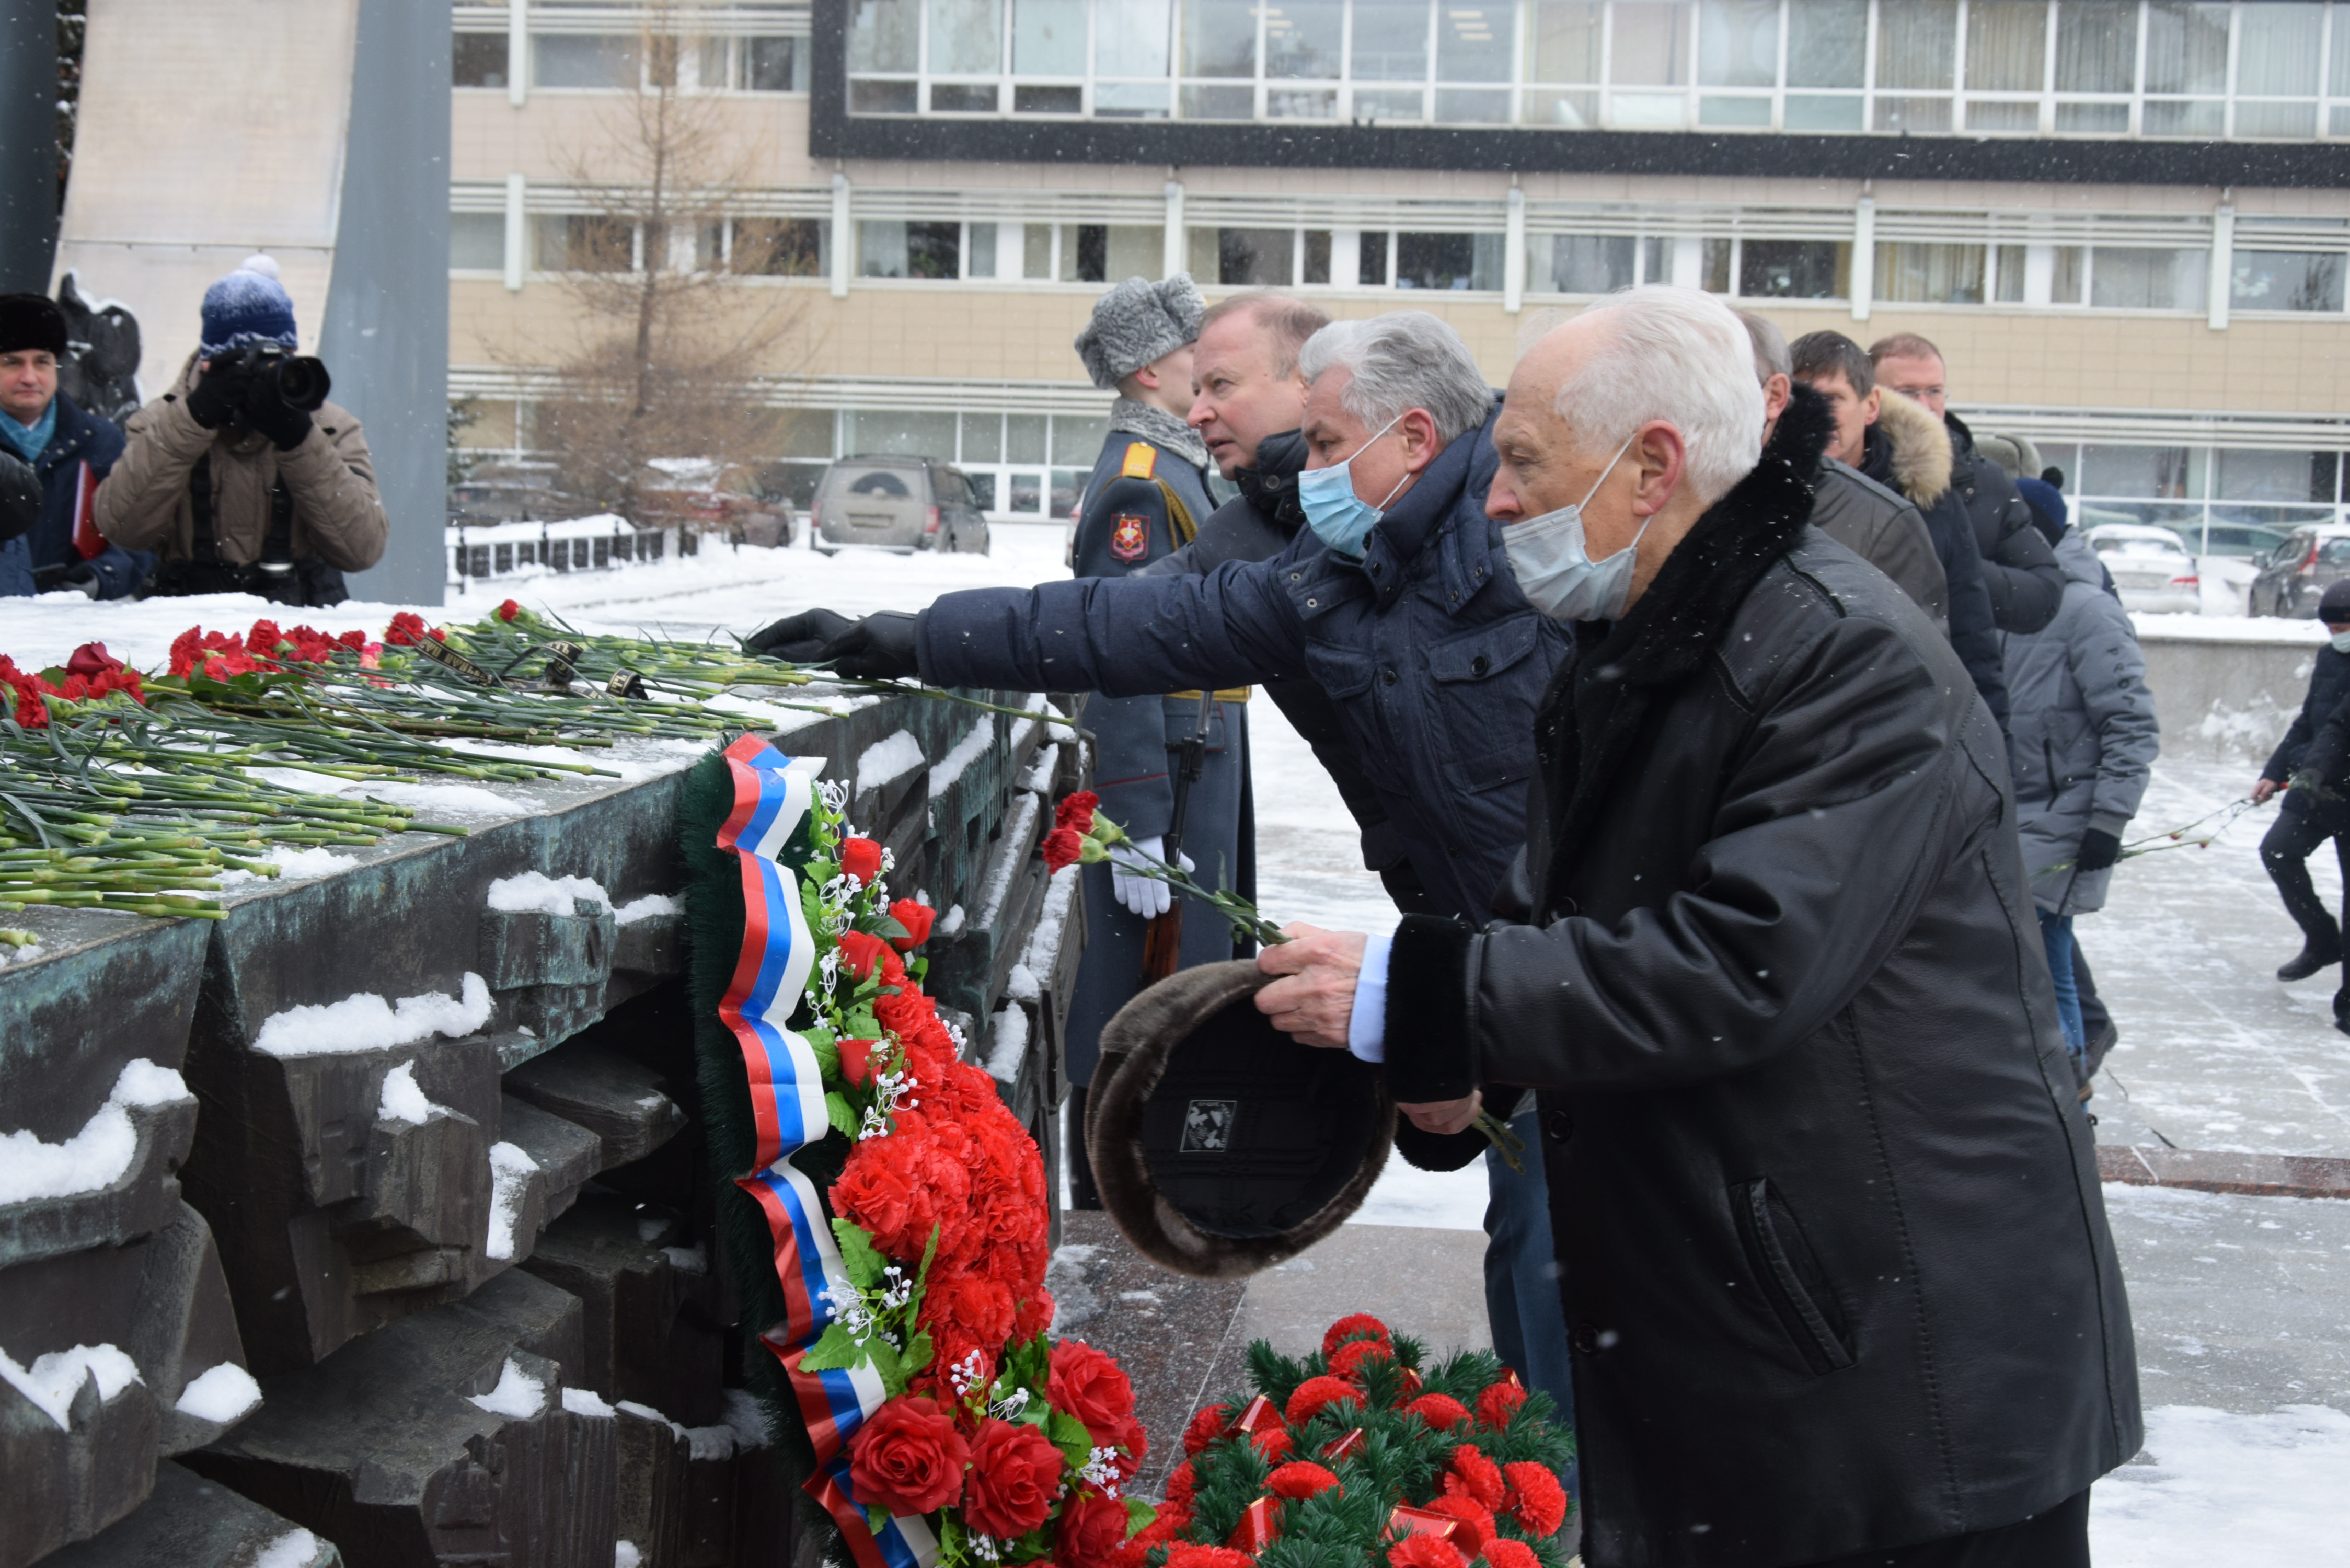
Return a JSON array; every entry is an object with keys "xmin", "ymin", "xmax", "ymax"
[{"xmin": 2319, "ymin": 539, "xmax": 2350, "ymax": 566}]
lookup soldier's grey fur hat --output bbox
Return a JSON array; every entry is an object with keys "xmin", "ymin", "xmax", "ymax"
[
  {"xmin": 1085, "ymin": 961, "xmax": 1394, "ymax": 1279},
  {"xmin": 1074, "ymin": 274, "xmax": 1205, "ymax": 391}
]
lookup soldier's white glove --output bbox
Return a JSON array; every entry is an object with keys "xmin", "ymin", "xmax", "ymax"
[{"xmin": 1111, "ymin": 836, "xmax": 1193, "ymax": 918}]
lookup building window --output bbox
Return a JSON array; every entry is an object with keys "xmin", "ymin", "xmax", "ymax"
[
  {"xmin": 1875, "ymin": 242, "xmax": 1984, "ymax": 305},
  {"xmin": 454, "ymin": 33, "xmax": 510, "ymax": 89},
  {"xmin": 732, "ymin": 218, "xmax": 832, "ymax": 276},
  {"xmin": 451, "ymin": 213, "xmax": 507, "ymax": 271},
  {"xmin": 2087, "ymin": 247, "xmax": 2208, "ymax": 310},
  {"xmin": 1738, "ymin": 239, "xmax": 1850, "ymax": 299},
  {"xmin": 535, "ymin": 215, "xmax": 637, "ymax": 272},
  {"xmin": 2231, "ymin": 250, "xmax": 2347, "ymax": 312},
  {"xmin": 1395, "ymin": 232, "xmax": 1507, "ymax": 291},
  {"xmin": 860, "ymin": 220, "xmax": 965, "ymax": 278},
  {"xmin": 535, "ymin": 34, "xmax": 641, "ymax": 91}
]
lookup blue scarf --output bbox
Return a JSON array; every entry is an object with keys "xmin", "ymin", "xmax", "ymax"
[{"xmin": 0, "ymin": 399, "xmax": 57, "ymax": 464}]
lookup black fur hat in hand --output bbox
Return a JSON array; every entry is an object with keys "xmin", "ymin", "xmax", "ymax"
[{"xmin": 1085, "ymin": 961, "xmax": 1394, "ymax": 1279}]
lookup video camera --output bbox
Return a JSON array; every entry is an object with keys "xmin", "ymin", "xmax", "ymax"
[{"xmin": 211, "ymin": 341, "xmax": 332, "ymax": 413}]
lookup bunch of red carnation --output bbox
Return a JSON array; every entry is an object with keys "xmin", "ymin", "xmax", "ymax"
[
  {"xmin": 1041, "ymin": 789, "xmax": 1122, "ymax": 873},
  {"xmin": 0, "ymin": 646, "xmax": 146, "ymax": 728},
  {"xmin": 385, "ymin": 610, "xmax": 445, "ymax": 645}
]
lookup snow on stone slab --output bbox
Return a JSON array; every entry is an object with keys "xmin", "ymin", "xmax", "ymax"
[
  {"xmin": 0, "ymin": 1059, "xmax": 190, "ymax": 1205},
  {"xmin": 616, "ymin": 893, "xmax": 679, "ymax": 925},
  {"xmin": 985, "ymin": 1004, "xmax": 1030, "ymax": 1085},
  {"xmin": 1003, "ymin": 962, "xmax": 1041, "ymax": 1004},
  {"xmin": 721, "ymin": 1388, "xmax": 770, "ymax": 1450},
  {"xmin": 173, "ymin": 1361, "xmax": 262, "ymax": 1424},
  {"xmin": 615, "ymin": 1543, "xmax": 643, "ymax": 1568},
  {"xmin": 2091, "ymin": 1404, "xmax": 2350, "ymax": 1566},
  {"xmin": 615, "ymin": 1398, "xmax": 689, "ymax": 1438},
  {"xmin": 487, "ymin": 871, "xmax": 612, "ymax": 916},
  {"xmin": 562, "ymin": 1386, "xmax": 616, "ymax": 1418},
  {"xmin": 219, "ymin": 846, "xmax": 362, "ymax": 889},
  {"xmin": 376, "ymin": 1062, "xmax": 449, "ymax": 1126},
  {"xmin": 0, "ymin": 1343, "xmax": 142, "ymax": 1429},
  {"xmin": 483, "ymin": 1141, "xmax": 540, "ymax": 1261},
  {"xmin": 1021, "ymin": 742, "xmax": 1062, "ymax": 795},
  {"xmin": 252, "ymin": 973, "xmax": 493, "ymax": 1058},
  {"xmin": 467, "ymin": 1357, "xmax": 546, "ymax": 1420},
  {"xmin": 1020, "ymin": 867, "xmax": 1080, "ymax": 977},
  {"xmin": 249, "ymin": 1529, "xmax": 328, "ymax": 1568},
  {"xmin": 857, "ymin": 728, "xmax": 926, "ymax": 795},
  {"xmin": 928, "ymin": 721, "xmax": 993, "ymax": 798}
]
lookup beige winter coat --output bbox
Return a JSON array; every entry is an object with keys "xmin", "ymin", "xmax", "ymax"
[{"xmin": 95, "ymin": 355, "xmax": 388, "ymax": 571}]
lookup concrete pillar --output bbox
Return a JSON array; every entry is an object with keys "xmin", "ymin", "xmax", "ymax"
[
  {"xmin": 509, "ymin": 0, "xmax": 529, "ymax": 108},
  {"xmin": 505, "ymin": 174, "xmax": 528, "ymax": 292},
  {"xmin": 1503, "ymin": 188, "xmax": 1526, "ymax": 315},
  {"xmin": 831, "ymin": 174, "xmax": 852, "ymax": 298},
  {"xmin": 1850, "ymin": 196, "xmax": 1876, "ymax": 323},
  {"xmin": 2209, "ymin": 203, "xmax": 2234, "ymax": 331},
  {"xmin": 0, "ymin": 0, "xmax": 56, "ymax": 292},
  {"xmin": 1162, "ymin": 180, "xmax": 1185, "ymax": 280}
]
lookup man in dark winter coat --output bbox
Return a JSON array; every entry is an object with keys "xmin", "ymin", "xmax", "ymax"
[
  {"xmin": 1791, "ymin": 329, "xmax": 2010, "ymax": 726},
  {"xmin": 2255, "ymin": 577, "xmax": 2350, "ymax": 994},
  {"xmin": 1258, "ymin": 287, "xmax": 2139, "ymax": 1568},
  {"xmin": 1872, "ymin": 331, "xmax": 2067, "ymax": 634},
  {"xmin": 0, "ymin": 293, "xmax": 145, "ymax": 599}
]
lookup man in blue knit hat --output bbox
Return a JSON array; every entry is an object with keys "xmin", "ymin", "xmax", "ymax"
[
  {"xmin": 96, "ymin": 255, "xmax": 386, "ymax": 605},
  {"xmin": 0, "ymin": 291, "xmax": 144, "ymax": 598}
]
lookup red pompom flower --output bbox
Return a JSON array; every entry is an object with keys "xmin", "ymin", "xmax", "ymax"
[
  {"xmin": 1479, "ymin": 1541, "xmax": 1541, "ymax": 1568},
  {"xmin": 1266, "ymin": 1461, "xmax": 1343, "ymax": 1501},
  {"xmin": 1388, "ymin": 1536, "xmax": 1468, "ymax": 1568},
  {"xmin": 1502, "ymin": 1461, "xmax": 1569, "ymax": 1538},
  {"xmin": 1183, "ymin": 1404, "xmax": 1234, "ymax": 1456},
  {"xmin": 1285, "ymin": 1375, "xmax": 1363, "ymax": 1428},
  {"xmin": 1474, "ymin": 1379, "xmax": 1527, "ymax": 1431},
  {"xmin": 1322, "ymin": 1313, "xmax": 1392, "ymax": 1355},
  {"xmin": 1404, "ymin": 1393, "xmax": 1474, "ymax": 1432}
]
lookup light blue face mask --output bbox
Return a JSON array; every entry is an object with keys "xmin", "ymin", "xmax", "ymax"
[
  {"xmin": 2331, "ymin": 629, "xmax": 2350, "ymax": 654},
  {"xmin": 1501, "ymin": 435, "xmax": 1644, "ymax": 622},
  {"xmin": 1298, "ymin": 414, "xmax": 1410, "ymax": 557}
]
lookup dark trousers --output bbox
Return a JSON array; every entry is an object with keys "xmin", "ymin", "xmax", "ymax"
[
  {"xmin": 2262, "ymin": 807, "xmax": 2350, "ymax": 951},
  {"xmin": 1798, "ymin": 1488, "xmax": 2089, "ymax": 1568}
]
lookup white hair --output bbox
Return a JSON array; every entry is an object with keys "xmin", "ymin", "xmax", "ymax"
[
  {"xmin": 1297, "ymin": 312, "xmax": 1494, "ymax": 445},
  {"xmin": 1550, "ymin": 286, "xmax": 1766, "ymax": 505}
]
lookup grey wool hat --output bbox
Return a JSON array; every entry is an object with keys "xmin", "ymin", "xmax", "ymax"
[
  {"xmin": 1085, "ymin": 961, "xmax": 1395, "ymax": 1279},
  {"xmin": 1073, "ymin": 273, "xmax": 1205, "ymax": 391}
]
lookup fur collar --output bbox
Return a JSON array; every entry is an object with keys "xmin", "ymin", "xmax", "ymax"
[
  {"xmin": 1869, "ymin": 388, "xmax": 1953, "ymax": 509},
  {"xmin": 1109, "ymin": 396, "xmax": 1211, "ymax": 472}
]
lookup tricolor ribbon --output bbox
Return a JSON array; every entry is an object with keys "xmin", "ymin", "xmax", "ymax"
[{"xmin": 717, "ymin": 734, "xmax": 940, "ymax": 1568}]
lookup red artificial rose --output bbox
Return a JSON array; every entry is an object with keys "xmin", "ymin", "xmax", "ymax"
[
  {"xmin": 1445, "ymin": 1445, "xmax": 1507, "ymax": 1511},
  {"xmin": 1040, "ymin": 826, "xmax": 1086, "ymax": 873},
  {"xmin": 497, "ymin": 598, "xmax": 522, "ymax": 621},
  {"xmin": 1049, "ymin": 1340, "xmax": 1136, "ymax": 1438},
  {"xmin": 1404, "ymin": 1393, "xmax": 1473, "ymax": 1432},
  {"xmin": 837, "ymin": 1037, "xmax": 878, "ymax": 1088},
  {"xmin": 1055, "ymin": 1488, "xmax": 1131, "ymax": 1568},
  {"xmin": 1164, "ymin": 1461, "xmax": 1197, "ymax": 1505},
  {"xmin": 1322, "ymin": 1314, "xmax": 1392, "ymax": 1356},
  {"xmin": 1424, "ymin": 1496, "xmax": 1495, "ymax": 1554},
  {"xmin": 1388, "ymin": 1536, "xmax": 1468, "ymax": 1568},
  {"xmin": 962, "ymin": 1417, "xmax": 1063, "ymax": 1540},
  {"xmin": 64, "ymin": 643, "xmax": 121, "ymax": 678},
  {"xmin": 846, "ymin": 1394, "xmax": 970, "ymax": 1516},
  {"xmin": 1327, "ymin": 1338, "xmax": 1392, "ymax": 1382},
  {"xmin": 1011, "ymin": 1288, "xmax": 1054, "ymax": 1344},
  {"xmin": 889, "ymin": 898, "xmax": 936, "ymax": 952},
  {"xmin": 1183, "ymin": 1404, "xmax": 1234, "ymax": 1456},
  {"xmin": 1479, "ymin": 1542, "xmax": 1540, "ymax": 1568},
  {"xmin": 837, "ymin": 929, "xmax": 905, "ymax": 984},
  {"xmin": 1053, "ymin": 790, "xmax": 1099, "ymax": 833},
  {"xmin": 839, "ymin": 836, "xmax": 883, "ymax": 885},
  {"xmin": 1502, "ymin": 1462, "xmax": 1568, "ymax": 1538},
  {"xmin": 1265, "ymin": 1461, "xmax": 1343, "ymax": 1501},
  {"xmin": 1284, "ymin": 1376, "xmax": 1364, "ymax": 1428},
  {"xmin": 1474, "ymin": 1380, "xmax": 1526, "ymax": 1431}
]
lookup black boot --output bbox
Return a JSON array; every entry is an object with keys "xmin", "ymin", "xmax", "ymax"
[{"xmin": 2279, "ymin": 937, "xmax": 2342, "ymax": 981}]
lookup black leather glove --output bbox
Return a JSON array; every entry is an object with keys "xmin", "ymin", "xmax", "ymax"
[
  {"xmin": 818, "ymin": 612, "xmax": 921, "ymax": 679},
  {"xmin": 244, "ymin": 375, "xmax": 314, "ymax": 452},
  {"xmin": 2075, "ymin": 828, "xmax": 2123, "ymax": 872},
  {"xmin": 183, "ymin": 358, "xmax": 255, "ymax": 430},
  {"xmin": 59, "ymin": 563, "xmax": 100, "ymax": 599},
  {"xmin": 745, "ymin": 606, "xmax": 855, "ymax": 660}
]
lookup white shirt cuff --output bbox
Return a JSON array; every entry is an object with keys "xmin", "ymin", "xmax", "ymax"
[{"xmin": 1347, "ymin": 933, "xmax": 1392, "ymax": 1064}]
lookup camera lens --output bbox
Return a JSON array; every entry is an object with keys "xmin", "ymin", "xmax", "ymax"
[{"xmin": 271, "ymin": 356, "xmax": 332, "ymax": 413}]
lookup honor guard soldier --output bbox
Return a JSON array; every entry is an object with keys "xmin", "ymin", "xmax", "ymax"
[{"xmin": 1062, "ymin": 274, "xmax": 1248, "ymax": 1209}]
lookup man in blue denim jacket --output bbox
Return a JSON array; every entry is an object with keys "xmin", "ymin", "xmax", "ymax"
[{"xmin": 0, "ymin": 294, "xmax": 145, "ymax": 599}]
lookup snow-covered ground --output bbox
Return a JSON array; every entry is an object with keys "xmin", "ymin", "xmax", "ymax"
[{"xmin": 11, "ymin": 525, "xmax": 2347, "ymax": 1561}]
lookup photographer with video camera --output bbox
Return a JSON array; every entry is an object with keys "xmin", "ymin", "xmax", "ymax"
[{"xmin": 96, "ymin": 255, "xmax": 386, "ymax": 605}]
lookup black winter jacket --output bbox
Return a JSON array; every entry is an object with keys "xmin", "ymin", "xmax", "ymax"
[
  {"xmin": 2264, "ymin": 643, "xmax": 2350, "ymax": 830},
  {"xmin": 1860, "ymin": 418, "xmax": 2008, "ymax": 728},
  {"xmin": 1946, "ymin": 411, "xmax": 2067, "ymax": 635},
  {"xmin": 1382, "ymin": 420, "xmax": 2140, "ymax": 1566}
]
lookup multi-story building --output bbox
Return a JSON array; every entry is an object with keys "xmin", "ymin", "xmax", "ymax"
[{"xmin": 453, "ymin": 0, "xmax": 2350, "ymax": 551}]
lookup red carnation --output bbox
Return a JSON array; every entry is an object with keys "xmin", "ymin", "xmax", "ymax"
[
  {"xmin": 1053, "ymin": 790, "xmax": 1099, "ymax": 833},
  {"xmin": 962, "ymin": 1417, "xmax": 1063, "ymax": 1540},
  {"xmin": 1120, "ymin": 1503, "xmax": 1190, "ymax": 1568},
  {"xmin": 1011, "ymin": 1288, "xmax": 1054, "ymax": 1344},
  {"xmin": 1165, "ymin": 1549, "xmax": 1254, "ymax": 1568},
  {"xmin": 1474, "ymin": 1380, "xmax": 1526, "ymax": 1431},
  {"xmin": 1424, "ymin": 1496, "xmax": 1494, "ymax": 1554},
  {"xmin": 497, "ymin": 598, "xmax": 522, "ymax": 621},
  {"xmin": 1404, "ymin": 1393, "xmax": 1473, "ymax": 1432},
  {"xmin": 846, "ymin": 1394, "xmax": 969, "ymax": 1516},
  {"xmin": 1327, "ymin": 1338, "xmax": 1391, "ymax": 1382},
  {"xmin": 1502, "ymin": 1462, "xmax": 1568, "ymax": 1538},
  {"xmin": 836, "ymin": 929, "xmax": 905, "ymax": 984},
  {"xmin": 1056, "ymin": 1488, "xmax": 1132, "ymax": 1568},
  {"xmin": 1445, "ymin": 1445, "xmax": 1507, "ymax": 1511},
  {"xmin": 1388, "ymin": 1537, "xmax": 1467, "ymax": 1568},
  {"xmin": 1251, "ymin": 1425, "xmax": 1293, "ymax": 1462},
  {"xmin": 839, "ymin": 836, "xmax": 883, "ymax": 886},
  {"xmin": 1050, "ymin": 1340, "xmax": 1136, "ymax": 1439},
  {"xmin": 920, "ymin": 1271, "xmax": 1016, "ymax": 1356},
  {"xmin": 888, "ymin": 898, "xmax": 936, "ymax": 952},
  {"xmin": 1164, "ymin": 1460, "xmax": 1198, "ymax": 1505},
  {"xmin": 385, "ymin": 611, "xmax": 443, "ymax": 645},
  {"xmin": 1323, "ymin": 1314, "xmax": 1392, "ymax": 1356},
  {"xmin": 1479, "ymin": 1542, "xmax": 1540, "ymax": 1568},
  {"xmin": 1040, "ymin": 826, "xmax": 1086, "ymax": 873},
  {"xmin": 1285, "ymin": 1375, "xmax": 1364, "ymax": 1428},
  {"xmin": 1183, "ymin": 1404, "xmax": 1233, "ymax": 1456},
  {"xmin": 245, "ymin": 619, "xmax": 283, "ymax": 655},
  {"xmin": 1266, "ymin": 1461, "xmax": 1343, "ymax": 1501}
]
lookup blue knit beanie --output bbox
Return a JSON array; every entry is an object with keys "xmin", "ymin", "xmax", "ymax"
[
  {"xmin": 2015, "ymin": 476, "xmax": 2067, "ymax": 541},
  {"xmin": 199, "ymin": 255, "xmax": 298, "ymax": 356}
]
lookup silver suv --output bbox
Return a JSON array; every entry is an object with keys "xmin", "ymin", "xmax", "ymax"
[{"xmin": 810, "ymin": 457, "xmax": 990, "ymax": 556}]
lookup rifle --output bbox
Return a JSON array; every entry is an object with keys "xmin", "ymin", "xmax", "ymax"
[{"xmin": 1139, "ymin": 691, "xmax": 1216, "ymax": 984}]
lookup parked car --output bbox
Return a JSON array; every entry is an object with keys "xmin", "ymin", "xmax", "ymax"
[
  {"xmin": 2250, "ymin": 523, "xmax": 2350, "ymax": 617},
  {"xmin": 636, "ymin": 459, "xmax": 798, "ymax": 547},
  {"xmin": 2086, "ymin": 522, "xmax": 2201, "ymax": 615},
  {"xmin": 2197, "ymin": 521, "xmax": 2290, "ymax": 560},
  {"xmin": 810, "ymin": 457, "xmax": 991, "ymax": 555}
]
